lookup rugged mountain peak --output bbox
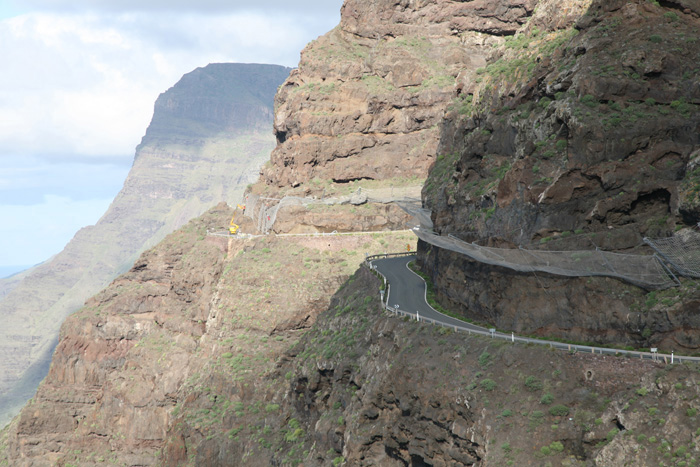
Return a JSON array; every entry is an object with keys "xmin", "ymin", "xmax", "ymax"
[{"xmin": 140, "ymin": 63, "xmax": 288, "ymax": 146}]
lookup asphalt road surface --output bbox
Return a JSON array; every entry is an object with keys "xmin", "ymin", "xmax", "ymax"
[
  {"xmin": 371, "ymin": 255, "xmax": 485, "ymax": 332},
  {"xmin": 370, "ymin": 254, "xmax": 700, "ymax": 365}
]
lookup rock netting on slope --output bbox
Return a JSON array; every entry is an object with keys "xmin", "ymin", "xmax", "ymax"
[{"xmin": 419, "ymin": 0, "xmax": 700, "ymax": 350}]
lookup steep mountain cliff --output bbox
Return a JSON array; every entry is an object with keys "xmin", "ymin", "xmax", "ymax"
[
  {"xmin": 260, "ymin": 0, "xmax": 535, "ymax": 193},
  {"xmin": 3, "ymin": 0, "xmax": 700, "ymax": 465},
  {"xmin": 0, "ymin": 63, "xmax": 290, "ymax": 428},
  {"xmin": 418, "ymin": 0, "xmax": 700, "ymax": 352}
]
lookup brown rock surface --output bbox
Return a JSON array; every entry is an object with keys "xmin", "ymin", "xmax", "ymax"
[
  {"xmin": 421, "ymin": 0, "xmax": 700, "ymax": 348},
  {"xmin": 260, "ymin": 0, "xmax": 544, "ymax": 192},
  {"xmin": 0, "ymin": 205, "xmax": 417, "ymax": 465}
]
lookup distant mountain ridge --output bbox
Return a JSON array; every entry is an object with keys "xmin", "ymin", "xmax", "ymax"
[
  {"xmin": 140, "ymin": 63, "xmax": 287, "ymax": 146},
  {"xmin": 0, "ymin": 62, "xmax": 290, "ymax": 428}
]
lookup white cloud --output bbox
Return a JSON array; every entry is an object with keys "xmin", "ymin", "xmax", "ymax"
[
  {"xmin": 21, "ymin": 0, "xmax": 342, "ymax": 16},
  {"xmin": 0, "ymin": 8, "xmax": 338, "ymax": 160},
  {"xmin": 0, "ymin": 2, "xmax": 342, "ymax": 268}
]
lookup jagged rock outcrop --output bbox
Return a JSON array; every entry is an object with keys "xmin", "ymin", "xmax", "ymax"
[
  {"xmin": 0, "ymin": 63, "xmax": 290, "ymax": 428},
  {"xmin": 419, "ymin": 0, "xmax": 700, "ymax": 350},
  {"xmin": 261, "ymin": 0, "xmax": 547, "ymax": 191}
]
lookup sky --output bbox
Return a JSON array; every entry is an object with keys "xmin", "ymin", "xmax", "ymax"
[{"xmin": 0, "ymin": 0, "xmax": 343, "ymax": 276}]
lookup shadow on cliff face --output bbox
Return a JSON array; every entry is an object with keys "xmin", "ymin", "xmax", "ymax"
[{"xmin": 420, "ymin": 0, "xmax": 700, "ymax": 351}]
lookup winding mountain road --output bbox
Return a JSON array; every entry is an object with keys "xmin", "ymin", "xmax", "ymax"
[
  {"xmin": 370, "ymin": 254, "xmax": 700, "ymax": 365},
  {"xmin": 372, "ymin": 255, "xmax": 484, "ymax": 332}
]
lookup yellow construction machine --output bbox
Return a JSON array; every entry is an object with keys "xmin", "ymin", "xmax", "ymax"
[{"xmin": 229, "ymin": 204, "xmax": 245, "ymax": 235}]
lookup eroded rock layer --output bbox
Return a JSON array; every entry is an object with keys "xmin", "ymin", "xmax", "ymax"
[{"xmin": 262, "ymin": 0, "xmax": 551, "ymax": 190}]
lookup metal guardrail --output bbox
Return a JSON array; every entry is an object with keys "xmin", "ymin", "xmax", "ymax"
[
  {"xmin": 365, "ymin": 255, "xmax": 700, "ymax": 365},
  {"xmin": 365, "ymin": 251, "xmax": 415, "ymax": 262},
  {"xmin": 277, "ymin": 229, "xmax": 413, "ymax": 239}
]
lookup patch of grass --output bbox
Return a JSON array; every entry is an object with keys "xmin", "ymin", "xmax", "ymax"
[
  {"xmin": 549, "ymin": 405, "xmax": 569, "ymax": 417},
  {"xmin": 607, "ymin": 428, "xmax": 620, "ymax": 442},
  {"xmin": 480, "ymin": 379, "xmax": 497, "ymax": 391},
  {"xmin": 549, "ymin": 441, "xmax": 564, "ymax": 453},
  {"xmin": 478, "ymin": 351, "xmax": 492, "ymax": 368},
  {"xmin": 524, "ymin": 375, "xmax": 543, "ymax": 392}
]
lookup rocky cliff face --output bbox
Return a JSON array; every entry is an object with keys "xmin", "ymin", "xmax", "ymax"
[
  {"xmin": 0, "ymin": 63, "xmax": 290, "ymax": 428},
  {"xmin": 4, "ymin": 0, "xmax": 700, "ymax": 465},
  {"xmin": 419, "ymin": 0, "xmax": 700, "ymax": 351},
  {"xmin": 261, "ymin": 0, "xmax": 542, "ymax": 192},
  {"xmin": 5, "ymin": 239, "xmax": 700, "ymax": 466},
  {"xmin": 0, "ymin": 206, "xmax": 417, "ymax": 465}
]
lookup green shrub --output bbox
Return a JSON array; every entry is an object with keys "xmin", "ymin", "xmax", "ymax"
[
  {"xmin": 332, "ymin": 456, "xmax": 345, "ymax": 466},
  {"xmin": 549, "ymin": 405, "xmax": 570, "ymax": 417},
  {"xmin": 649, "ymin": 35, "xmax": 662, "ymax": 43},
  {"xmin": 687, "ymin": 407, "xmax": 697, "ymax": 417},
  {"xmin": 525, "ymin": 376, "xmax": 543, "ymax": 392},
  {"xmin": 636, "ymin": 387, "xmax": 648, "ymax": 396},
  {"xmin": 540, "ymin": 393, "xmax": 554, "ymax": 405},
  {"xmin": 478, "ymin": 351, "xmax": 492, "ymax": 368},
  {"xmin": 540, "ymin": 446, "xmax": 552, "ymax": 456},
  {"xmin": 555, "ymin": 140, "xmax": 567, "ymax": 151},
  {"xmin": 550, "ymin": 441, "xmax": 564, "ymax": 453},
  {"xmin": 637, "ymin": 434, "xmax": 648, "ymax": 443},
  {"xmin": 480, "ymin": 379, "xmax": 497, "ymax": 391},
  {"xmin": 501, "ymin": 409, "xmax": 513, "ymax": 417},
  {"xmin": 581, "ymin": 94, "xmax": 597, "ymax": 107},
  {"xmin": 607, "ymin": 428, "xmax": 620, "ymax": 442}
]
